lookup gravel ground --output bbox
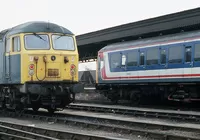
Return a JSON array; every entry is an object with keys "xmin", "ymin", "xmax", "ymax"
[{"xmin": 0, "ymin": 116, "xmax": 151, "ymax": 140}]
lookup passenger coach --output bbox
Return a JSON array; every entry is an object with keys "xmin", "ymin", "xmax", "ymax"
[{"xmin": 96, "ymin": 30, "xmax": 200, "ymax": 104}]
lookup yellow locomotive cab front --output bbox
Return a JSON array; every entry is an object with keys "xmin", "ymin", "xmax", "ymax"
[{"xmin": 21, "ymin": 33, "xmax": 79, "ymax": 83}]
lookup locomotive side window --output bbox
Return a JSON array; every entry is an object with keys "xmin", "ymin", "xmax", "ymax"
[
  {"xmin": 6, "ymin": 38, "xmax": 10, "ymax": 53},
  {"xmin": 139, "ymin": 52, "xmax": 145, "ymax": 65},
  {"xmin": 110, "ymin": 53, "xmax": 121, "ymax": 68},
  {"xmin": 185, "ymin": 46, "xmax": 191, "ymax": 62},
  {"xmin": 169, "ymin": 46, "xmax": 182, "ymax": 63},
  {"xmin": 13, "ymin": 37, "xmax": 20, "ymax": 52},
  {"xmin": 127, "ymin": 51, "xmax": 137, "ymax": 66},
  {"xmin": 194, "ymin": 44, "xmax": 200, "ymax": 61},
  {"xmin": 160, "ymin": 49, "xmax": 166, "ymax": 64},
  {"xmin": 146, "ymin": 48, "xmax": 158, "ymax": 65}
]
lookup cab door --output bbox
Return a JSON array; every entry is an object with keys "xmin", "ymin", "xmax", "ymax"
[
  {"xmin": 5, "ymin": 38, "xmax": 11, "ymax": 81},
  {"xmin": 5, "ymin": 36, "xmax": 21, "ymax": 83},
  {"xmin": 10, "ymin": 36, "xmax": 21, "ymax": 83}
]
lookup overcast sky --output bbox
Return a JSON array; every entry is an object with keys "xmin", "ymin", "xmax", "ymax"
[{"xmin": 0, "ymin": 0, "xmax": 200, "ymax": 35}]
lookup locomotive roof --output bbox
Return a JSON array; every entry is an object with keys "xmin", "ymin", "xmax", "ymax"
[
  {"xmin": 0, "ymin": 21, "xmax": 73, "ymax": 40},
  {"xmin": 100, "ymin": 30, "xmax": 200, "ymax": 52}
]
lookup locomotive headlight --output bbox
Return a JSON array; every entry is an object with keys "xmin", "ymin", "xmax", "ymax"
[
  {"xmin": 51, "ymin": 55, "xmax": 56, "ymax": 61},
  {"xmin": 28, "ymin": 64, "xmax": 35, "ymax": 76},
  {"xmin": 70, "ymin": 64, "xmax": 76, "ymax": 76},
  {"xmin": 29, "ymin": 70, "xmax": 34, "ymax": 76}
]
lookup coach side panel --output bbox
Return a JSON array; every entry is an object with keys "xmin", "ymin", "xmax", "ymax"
[{"xmin": 99, "ymin": 41, "xmax": 200, "ymax": 84}]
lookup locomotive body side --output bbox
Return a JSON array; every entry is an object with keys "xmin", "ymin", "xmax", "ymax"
[{"xmin": 96, "ymin": 30, "xmax": 200, "ymax": 103}]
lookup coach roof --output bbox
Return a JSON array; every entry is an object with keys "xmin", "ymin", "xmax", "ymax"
[
  {"xmin": 0, "ymin": 21, "xmax": 74, "ymax": 39},
  {"xmin": 99, "ymin": 30, "xmax": 200, "ymax": 52}
]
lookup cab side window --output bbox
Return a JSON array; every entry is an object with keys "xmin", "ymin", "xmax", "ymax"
[
  {"xmin": 13, "ymin": 37, "xmax": 20, "ymax": 52},
  {"xmin": 6, "ymin": 38, "xmax": 10, "ymax": 53}
]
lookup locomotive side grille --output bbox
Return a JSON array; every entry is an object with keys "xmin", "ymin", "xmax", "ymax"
[{"xmin": 48, "ymin": 69, "xmax": 59, "ymax": 77}]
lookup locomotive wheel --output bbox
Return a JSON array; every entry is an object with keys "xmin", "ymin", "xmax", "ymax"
[
  {"xmin": 110, "ymin": 98, "xmax": 118, "ymax": 104},
  {"xmin": 47, "ymin": 108, "xmax": 55, "ymax": 114},
  {"xmin": 32, "ymin": 106, "xmax": 40, "ymax": 112},
  {"xmin": 0, "ymin": 92, "xmax": 5, "ymax": 109},
  {"xmin": 32, "ymin": 101, "xmax": 40, "ymax": 112}
]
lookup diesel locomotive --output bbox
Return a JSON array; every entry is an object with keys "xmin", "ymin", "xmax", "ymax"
[
  {"xmin": 96, "ymin": 30, "xmax": 200, "ymax": 104},
  {"xmin": 0, "ymin": 21, "xmax": 83, "ymax": 113}
]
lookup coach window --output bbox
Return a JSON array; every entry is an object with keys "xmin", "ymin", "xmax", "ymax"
[
  {"xmin": 127, "ymin": 51, "xmax": 137, "ymax": 66},
  {"xmin": 6, "ymin": 38, "xmax": 10, "ymax": 53},
  {"xmin": 160, "ymin": 49, "xmax": 166, "ymax": 64},
  {"xmin": 139, "ymin": 52, "xmax": 145, "ymax": 65},
  {"xmin": 194, "ymin": 44, "xmax": 200, "ymax": 61},
  {"xmin": 169, "ymin": 46, "xmax": 182, "ymax": 63},
  {"xmin": 12, "ymin": 37, "xmax": 20, "ymax": 52},
  {"xmin": 146, "ymin": 48, "xmax": 158, "ymax": 65},
  {"xmin": 185, "ymin": 46, "xmax": 191, "ymax": 62},
  {"xmin": 111, "ymin": 53, "xmax": 121, "ymax": 68}
]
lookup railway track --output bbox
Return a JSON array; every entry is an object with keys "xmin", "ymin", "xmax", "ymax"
[
  {"xmin": 67, "ymin": 103, "xmax": 200, "ymax": 124},
  {"xmin": 0, "ymin": 122, "xmax": 57, "ymax": 140},
  {"xmin": 0, "ymin": 116, "xmax": 123, "ymax": 140},
  {"xmin": 0, "ymin": 109, "xmax": 200, "ymax": 140}
]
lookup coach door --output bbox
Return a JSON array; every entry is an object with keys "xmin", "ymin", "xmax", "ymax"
[
  {"xmin": 159, "ymin": 46, "xmax": 168, "ymax": 79},
  {"xmin": 138, "ymin": 49, "xmax": 146, "ymax": 79},
  {"xmin": 183, "ymin": 43, "xmax": 193, "ymax": 79},
  {"xmin": 192, "ymin": 42, "xmax": 200, "ymax": 78},
  {"xmin": 120, "ymin": 52, "xmax": 127, "ymax": 82},
  {"xmin": 5, "ymin": 38, "xmax": 11, "ymax": 80}
]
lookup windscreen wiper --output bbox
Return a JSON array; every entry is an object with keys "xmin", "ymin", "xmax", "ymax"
[
  {"xmin": 55, "ymin": 34, "xmax": 65, "ymax": 40},
  {"xmin": 33, "ymin": 33, "xmax": 47, "ymax": 42}
]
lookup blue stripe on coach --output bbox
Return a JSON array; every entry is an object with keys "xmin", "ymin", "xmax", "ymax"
[{"xmin": 108, "ymin": 40, "xmax": 200, "ymax": 72}]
